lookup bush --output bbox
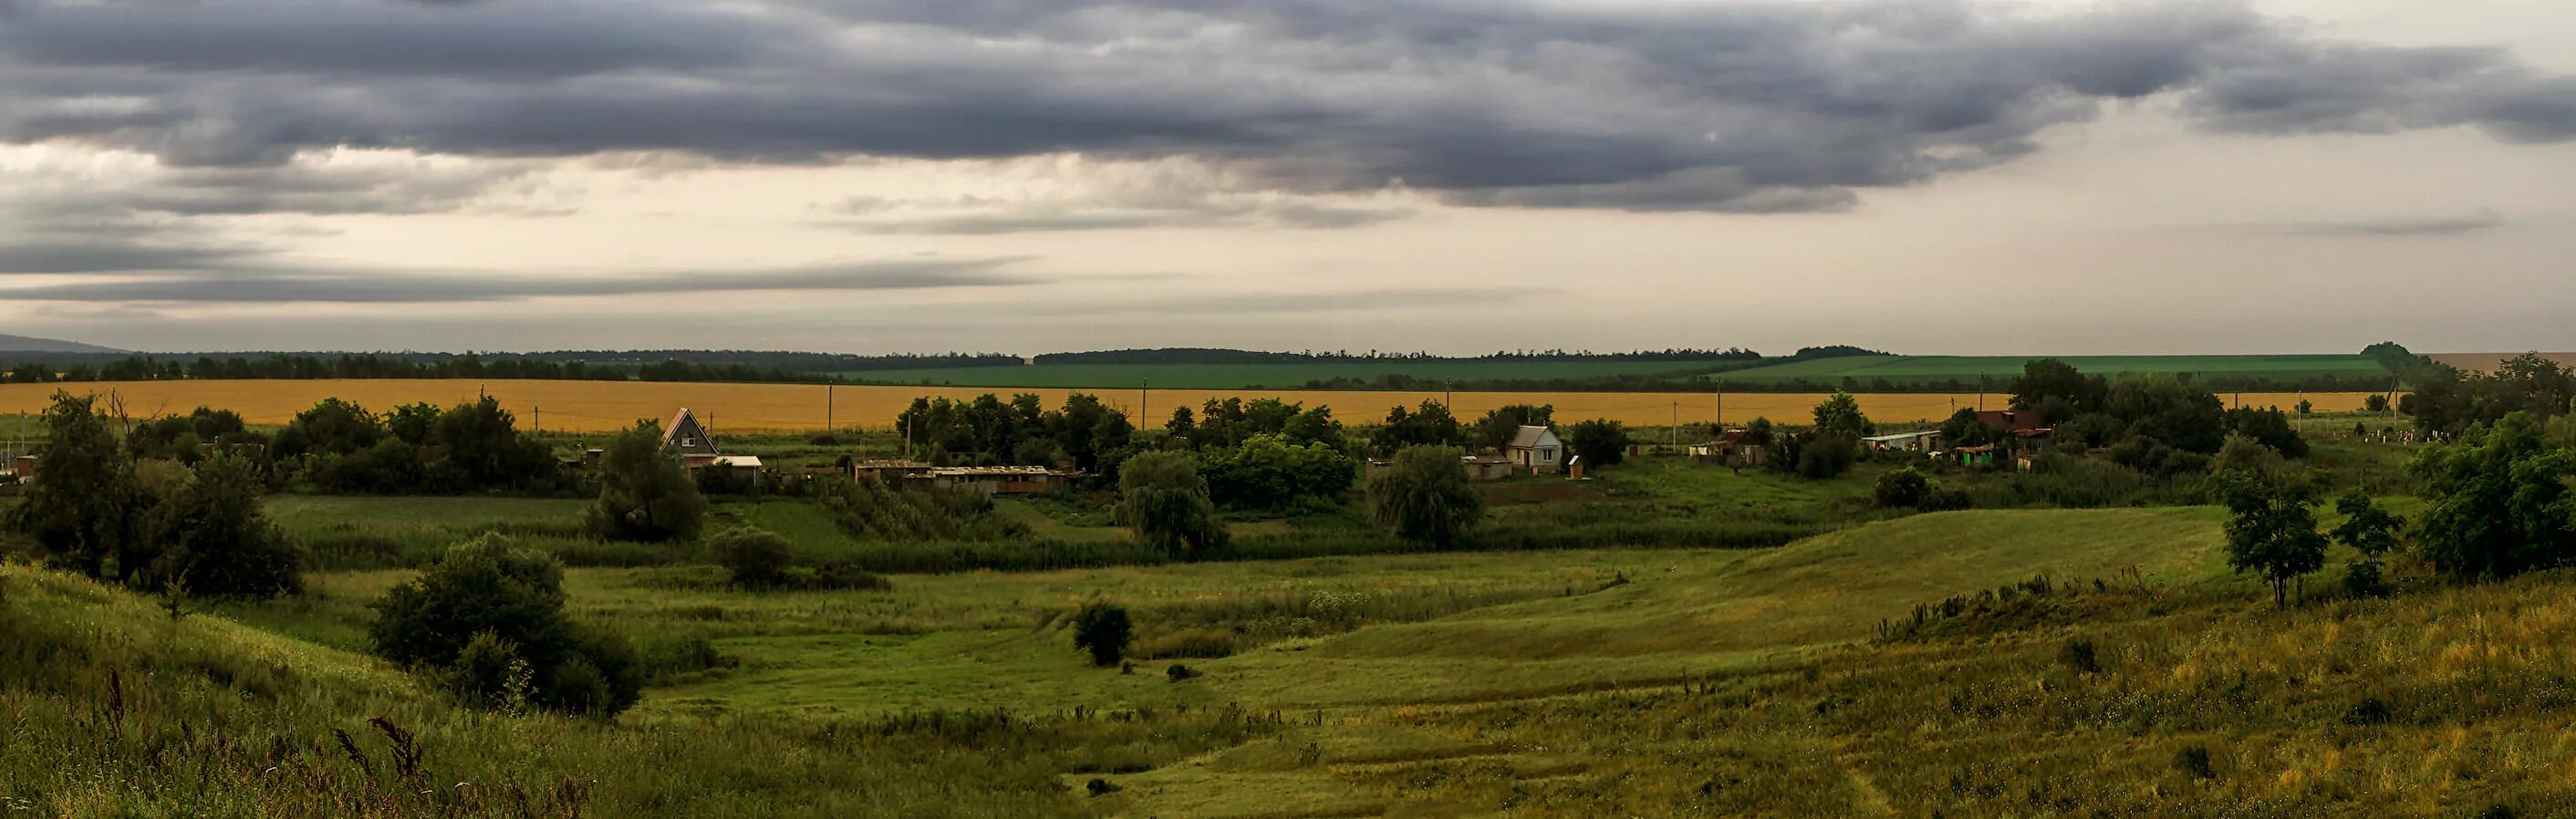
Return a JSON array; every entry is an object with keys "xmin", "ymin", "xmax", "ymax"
[
  {"xmin": 368, "ymin": 534, "xmax": 642, "ymax": 716},
  {"xmin": 139, "ymin": 453, "xmax": 303, "ymax": 600},
  {"xmin": 710, "ymin": 527, "xmax": 793, "ymax": 587},
  {"xmin": 1071, "ymin": 601, "xmax": 1133, "ymax": 668},
  {"xmin": 805, "ymin": 561, "xmax": 892, "ymax": 591},
  {"xmin": 2059, "ymin": 637, "xmax": 2102, "ymax": 674},
  {"xmin": 2342, "ymin": 697, "xmax": 2393, "ymax": 726},
  {"xmin": 1920, "ymin": 487, "xmax": 1973, "ymax": 512},
  {"xmin": 1796, "ymin": 433, "xmax": 1856, "ymax": 479},
  {"xmin": 1564, "ymin": 419, "xmax": 1628, "ymax": 468},
  {"xmin": 1873, "ymin": 468, "xmax": 1931, "ymax": 508},
  {"xmin": 2172, "ymin": 744, "xmax": 2216, "ymax": 780},
  {"xmin": 442, "ymin": 631, "xmax": 530, "ymax": 711},
  {"xmin": 1167, "ymin": 663, "xmax": 1201, "ymax": 682}
]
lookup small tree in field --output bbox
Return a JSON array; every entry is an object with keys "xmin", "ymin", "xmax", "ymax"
[
  {"xmin": 369, "ymin": 535, "xmax": 641, "ymax": 716},
  {"xmin": 1369, "ymin": 445, "xmax": 1482, "ymax": 546},
  {"xmin": 1117, "ymin": 451, "xmax": 1228, "ymax": 558},
  {"xmin": 2331, "ymin": 488, "xmax": 2405, "ymax": 596},
  {"xmin": 5, "ymin": 392, "xmax": 146, "ymax": 581},
  {"xmin": 588, "ymin": 421, "xmax": 707, "ymax": 543},
  {"xmin": 2212, "ymin": 466, "xmax": 2328, "ymax": 606},
  {"xmin": 1812, "ymin": 391, "xmax": 1875, "ymax": 438},
  {"xmin": 1071, "ymin": 601, "xmax": 1133, "ymax": 667},
  {"xmin": 140, "ymin": 453, "xmax": 303, "ymax": 599}
]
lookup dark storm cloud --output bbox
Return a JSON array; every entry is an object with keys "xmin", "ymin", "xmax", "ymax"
[
  {"xmin": 3, "ymin": 0, "xmax": 2573, "ymax": 211},
  {"xmin": 0, "ymin": 250, "xmax": 1046, "ymax": 303},
  {"xmin": 831, "ymin": 199, "xmax": 1407, "ymax": 234}
]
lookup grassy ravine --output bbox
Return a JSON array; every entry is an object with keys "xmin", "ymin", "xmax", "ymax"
[{"xmin": 13, "ymin": 503, "xmax": 2573, "ymax": 815}]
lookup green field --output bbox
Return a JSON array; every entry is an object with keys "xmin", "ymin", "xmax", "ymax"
[
  {"xmin": 839, "ymin": 359, "xmax": 1744, "ymax": 389},
  {"xmin": 27, "ymin": 492, "xmax": 2573, "ymax": 816},
  {"xmin": 1704, "ymin": 354, "xmax": 2391, "ymax": 387}
]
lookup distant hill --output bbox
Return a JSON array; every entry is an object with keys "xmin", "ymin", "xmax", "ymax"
[{"xmin": 0, "ymin": 334, "xmax": 120, "ymax": 354}]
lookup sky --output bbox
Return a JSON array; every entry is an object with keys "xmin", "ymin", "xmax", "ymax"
[{"xmin": 1, "ymin": 0, "xmax": 2571, "ymax": 357}]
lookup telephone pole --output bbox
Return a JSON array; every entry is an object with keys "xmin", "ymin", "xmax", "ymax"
[{"xmin": 826, "ymin": 384, "xmax": 835, "ymax": 431}]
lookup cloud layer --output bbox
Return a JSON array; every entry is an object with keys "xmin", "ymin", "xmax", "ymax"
[{"xmin": 4, "ymin": 0, "xmax": 2571, "ymax": 214}]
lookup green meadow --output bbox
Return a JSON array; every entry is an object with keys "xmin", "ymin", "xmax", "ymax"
[
  {"xmin": 1705, "ymin": 353, "xmax": 2391, "ymax": 388},
  {"xmin": 837, "ymin": 359, "xmax": 1745, "ymax": 389}
]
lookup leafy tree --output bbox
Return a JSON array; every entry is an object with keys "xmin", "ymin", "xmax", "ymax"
[
  {"xmin": 1368, "ymin": 445, "xmax": 1482, "ymax": 546},
  {"xmin": 710, "ymin": 527, "xmax": 793, "ymax": 587},
  {"xmin": 369, "ymin": 534, "xmax": 642, "ymax": 716},
  {"xmin": 1369, "ymin": 400, "xmax": 1469, "ymax": 457},
  {"xmin": 1199, "ymin": 434, "xmax": 1356, "ymax": 511},
  {"xmin": 2410, "ymin": 411, "xmax": 2576, "ymax": 580},
  {"xmin": 1564, "ymin": 419, "xmax": 1627, "ymax": 468},
  {"xmin": 1874, "ymin": 467, "xmax": 1931, "ymax": 508},
  {"xmin": 2010, "ymin": 358, "xmax": 2106, "ymax": 419},
  {"xmin": 2364, "ymin": 394, "xmax": 2390, "ymax": 413},
  {"xmin": 5, "ymin": 392, "xmax": 146, "ymax": 581},
  {"xmin": 2331, "ymin": 488, "xmax": 2405, "ymax": 596},
  {"xmin": 126, "ymin": 407, "xmax": 259, "ymax": 463},
  {"xmin": 139, "ymin": 454, "xmax": 303, "ymax": 599},
  {"xmin": 280, "ymin": 398, "xmax": 384, "ymax": 458},
  {"xmin": 1475, "ymin": 405, "xmax": 1555, "ymax": 451},
  {"xmin": 431, "ymin": 396, "xmax": 559, "ymax": 491},
  {"xmin": 587, "ymin": 420, "xmax": 708, "ymax": 543},
  {"xmin": 1741, "ymin": 417, "xmax": 1774, "ymax": 446},
  {"xmin": 1071, "ymin": 601, "xmax": 1133, "ymax": 667},
  {"xmin": 1939, "ymin": 408, "xmax": 1998, "ymax": 448},
  {"xmin": 2211, "ymin": 465, "xmax": 2329, "ymax": 606},
  {"xmin": 1117, "ymin": 451, "xmax": 1227, "ymax": 558},
  {"xmin": 1167, "ymin": 406, "xmax": 1196, "ymax": 437},
  {"xmin": 2224, "ymin": 406, "xmax": 2309, "ymax": 458},
  {"xmin": 1811, "ymin": 391, "xmax": 1875, "ymax": 438},
  {"xmin": 2294, "ymin": 399, "xmax": 2314, "ymax": 415},
  {"xmin": 387, "ymin": 402, "xmax": 443, "ymax": 446}
]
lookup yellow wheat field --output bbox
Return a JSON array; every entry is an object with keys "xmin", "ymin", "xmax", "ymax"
[{"xmin": 0, "ymin": 379, "xmax": 2388, "ymax": 434}]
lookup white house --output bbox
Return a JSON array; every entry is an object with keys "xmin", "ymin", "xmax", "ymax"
[{"xmin": 1505, "ymin": 425, "xmax": 1565, "ymax": 473}]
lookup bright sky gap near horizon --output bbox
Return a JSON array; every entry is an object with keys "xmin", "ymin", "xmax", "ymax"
[{"xmin": 1, "ymin": 0, "xmax": 2571, "ymax": 356}]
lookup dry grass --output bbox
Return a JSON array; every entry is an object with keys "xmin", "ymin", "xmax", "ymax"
[{"xmin": 0, "ymin": 378, "xmax": 2389, "ymax": 432}]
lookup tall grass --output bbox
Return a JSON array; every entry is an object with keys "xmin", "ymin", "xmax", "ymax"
[{"xmin": 0, "ymin": 561, "xmax": 1282, "ymax": 817}]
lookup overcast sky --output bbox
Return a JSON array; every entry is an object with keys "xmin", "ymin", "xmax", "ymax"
[{"xmin": 2, "ymin": 0, "xmax": 2571, "ymax": 356}]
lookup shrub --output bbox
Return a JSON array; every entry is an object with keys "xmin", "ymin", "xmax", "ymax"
[
  {"xmin": 1873, "ymin": 467, "xmax": 1931, "ymax": 508},
  {"xmin": 2172, "ymin": 744, "xmax": 2216, "ymax": 780},
  {"xmin": 2059, "ymin": 637, "xmax": 2102, "ymax": 674},
  {"xmin": 442, "ymin": 631, "xmax": 530, "ymax": 711},
  {"xmin": 1167, "ymin": 663, "xmax": 1201, "ymax": 683},
  {"xmin": 2342, "ymin": 697, "xmax": 2393, "ymax": 726},
  {"xmin": 1564, "ymin": 419, "xmax": 1628, "ymax": 468},
  {"xmin": 1071, "ymin": 601, "xmax": 1133, "ymax": 668},
  {"xmin": 368, "ymin": 534, "xmax": 642, "ymax": 716},
  {"xmin": 1921, "ymin": 487, "xmax": 1973, "ymax": 512},
  {"xmin": 1796, "ymin": 433, "xmax": 1856, "ymax": 479},
  {"xmin": 710, "ymin": 527, "xmax": 793, "ymax": 587},
  {"xmin": 805, "ymin": 561, "xmax": 892, "ymax": 591}
]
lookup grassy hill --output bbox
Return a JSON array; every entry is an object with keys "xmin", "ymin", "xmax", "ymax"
[{"xmin": 12, "ymin": 498, "xmax": 2571, "ymax": 815}]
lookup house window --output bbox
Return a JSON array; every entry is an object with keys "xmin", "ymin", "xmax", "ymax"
[{"xmin": 682, "ymin": 436, "xmax": 696, "ymax": 447}]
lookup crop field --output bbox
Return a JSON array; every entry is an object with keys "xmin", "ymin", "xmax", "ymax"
[
  {"xmin": 0, "ymin": 378, "xmax": 2387, "ymax": 433},
  {"xmin": 2427, "ymin": 351, "xmax": 2576, "ymax": 372},
  {"xmin": 840, "ymin": 359, "xmax": 1747, "ymax": 389},
  {"xmin": 1703, "ymin": 353, "xmax": 2393, "ymax": 387}
]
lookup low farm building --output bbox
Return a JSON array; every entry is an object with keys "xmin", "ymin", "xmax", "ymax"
[
  {"xmin": 910, "ymin": 465, "xmax": 1074, "ymax": 495},
  {"xmin": 1860, "ymin": 430, "xmax": 1942, "ymax": 453},
  {"xmin": 1367, "ymin": 454, "xmax": 1515, "ymax": 482}
]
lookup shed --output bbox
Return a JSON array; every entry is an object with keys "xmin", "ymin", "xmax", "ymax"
[
  {"xmin": 1505, "ymin": 425, "xmax": 1565, "ymax": 473},
  {"xmin": 1860, "ymin": 430, "xmax": 1943, "ymax": 453}
]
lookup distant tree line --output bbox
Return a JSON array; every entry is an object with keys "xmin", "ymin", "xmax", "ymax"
[{"xmin": 1034, "ymin": 347, "xmax": 1768, "ymax": 365}]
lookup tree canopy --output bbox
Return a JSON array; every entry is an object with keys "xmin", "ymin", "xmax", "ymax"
[{"xmin": 1368, "ymin": 445, "xmax": 1482, "ymax": 546}]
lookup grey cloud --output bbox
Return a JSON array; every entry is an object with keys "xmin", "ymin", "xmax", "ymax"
[
  {"xmin": 2280, "ymin": 212, "xmax": 2507, "ymax": 237},
  {"xmin": 3, "ymin": 1, "xmax": 2573, "ymax": 211},
  {"xmin": 0, "ymin": 240, "xmax": 263, "ymax": 274},
  {"xmin": 0, "ymin": 247, "xmax": 1047, "ymax": 303},
  {"xmin": 834, "ymin": 200, "xmax": 1407, "ymax": 234},
  {"xmin": 1020, "ymin": 286, "xmax": 1533, "ymax": 317}
]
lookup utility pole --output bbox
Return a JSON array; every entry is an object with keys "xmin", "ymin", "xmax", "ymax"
[
  {"xmin": 826, "ymin": 384, "xmax": 835, "ymax": 431},
  {"xmin": 1670, "ymin": 401, "xmax": 1679, "ymax": 451},
  {"xmin": 534, "ymin": 405, "xmax": 541, "ymax": 431},
  {"xmin": 1141, "ymin": 378, "xmax": 1149, "ymax": 424}
]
